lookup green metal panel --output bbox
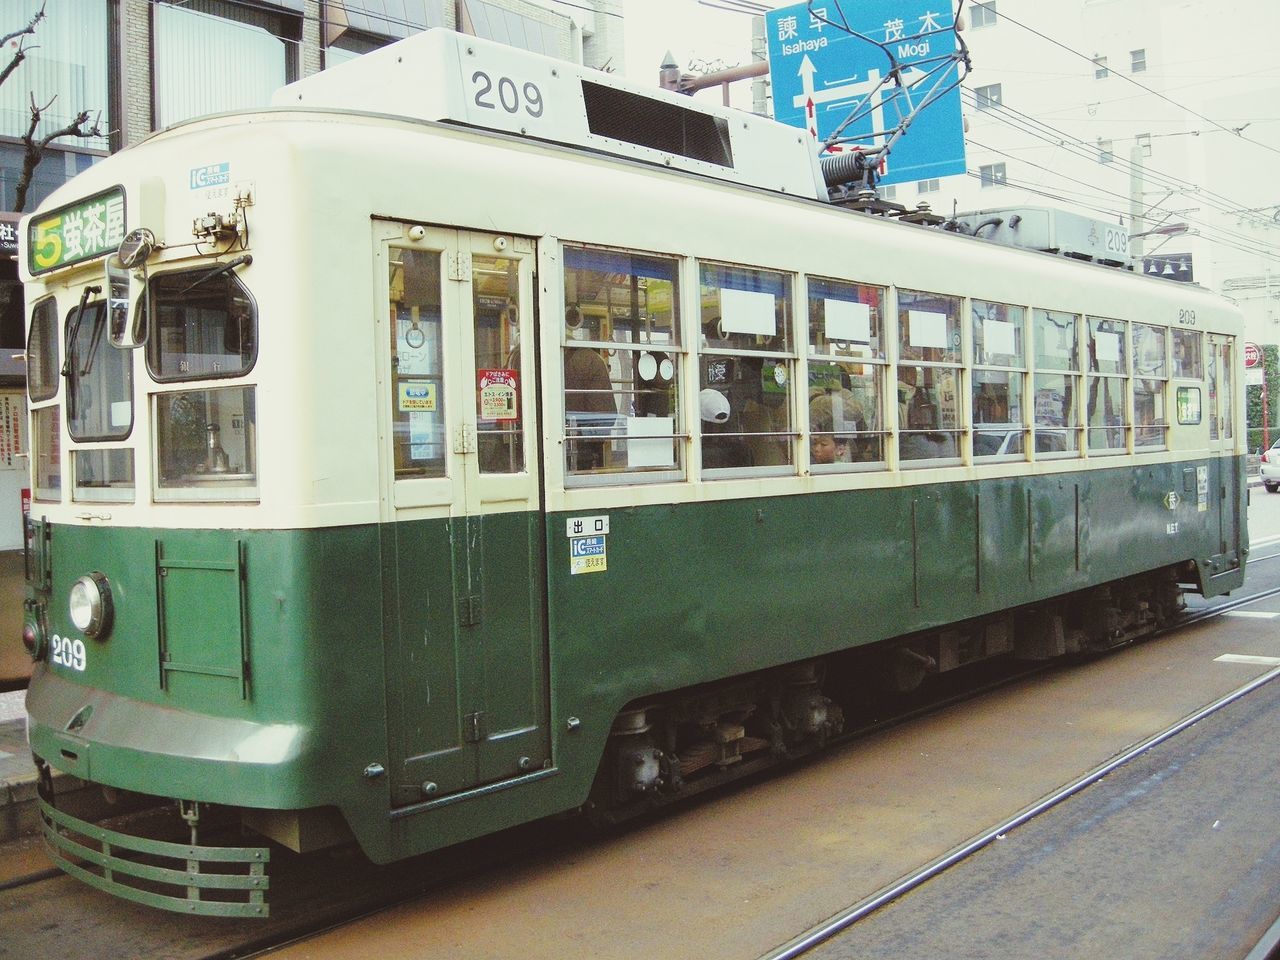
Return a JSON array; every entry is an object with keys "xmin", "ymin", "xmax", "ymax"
[
  {"xmin": 383, "ymin": 510, "xmax": 549, "ymax": 805},
  {"xmin": 156, "ymin": 540, "xmax": 249, "ymax": 697},
  {"xmin": 24, "ymin": 456, "xmax": 1247, "ymax": 869}
]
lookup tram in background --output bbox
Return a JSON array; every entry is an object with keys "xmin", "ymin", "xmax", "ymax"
[{"xmin": 18, "ymin": 31, "xmax": 1246, "ymax": 915}]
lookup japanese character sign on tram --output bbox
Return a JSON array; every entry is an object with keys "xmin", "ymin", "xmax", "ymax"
[
  {"xmin": 764, "ymin": 1, "xmax": 966, "ymax": 186},
  {"xmin": 27, "ymin": 186, "xmax": 127, "ymax": 275}
]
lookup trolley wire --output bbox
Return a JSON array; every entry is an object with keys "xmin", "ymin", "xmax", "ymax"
[
  {"xmin": 988, "ymin": 7, "xmax": 1280, "ymax": 164},
  {"xmin": 962, "ymin": 90, "xmax": 1280, "ymax": 233},
  {"xmin": 964, "ymin": 137, "xmax": 1280, "ymax": 265}
]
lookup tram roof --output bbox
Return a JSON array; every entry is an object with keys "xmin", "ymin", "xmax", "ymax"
[{"xmin": 271, "ymin": 29, "xmax": 827, "ymax": 201}]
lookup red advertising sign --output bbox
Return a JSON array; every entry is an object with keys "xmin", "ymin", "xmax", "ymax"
[
  {"xmin": 477, "ymin": 369, "xmax": 519, "ymax": 421},
  {"xmin": 1244, "ymin": 342, "xmax": 1261, "ymax": 368}
]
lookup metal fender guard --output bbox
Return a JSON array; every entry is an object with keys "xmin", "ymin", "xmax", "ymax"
[{"xmin": 38, "ymin": 796, "xmax": 271, "ymax": 917}]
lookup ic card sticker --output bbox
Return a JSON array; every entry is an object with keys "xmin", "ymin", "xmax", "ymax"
[{"xmin": 569, "ymin": 535, "xmax": 607, "ymax": 575}]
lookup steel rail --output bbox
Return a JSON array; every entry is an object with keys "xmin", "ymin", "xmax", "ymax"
[{"xmin": 759, "ymin": 663, "xmax": 1280, "ymax": 960}]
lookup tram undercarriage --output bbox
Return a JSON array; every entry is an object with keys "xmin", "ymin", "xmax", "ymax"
[{"xmin": 589, "ymin": 564, "xmax": 1187, "ymax": 823}]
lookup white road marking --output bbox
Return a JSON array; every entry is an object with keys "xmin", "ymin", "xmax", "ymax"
[
  {"xmin": 1222, "ymin": 611, "xmax": 1279, "ymax": 619},
  {"xmin": 1215, "ymin": 654, "xmax": 1280, "ymax": 666}
]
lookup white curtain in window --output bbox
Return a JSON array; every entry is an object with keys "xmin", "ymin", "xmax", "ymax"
[
  {"xmin": 154, "ymin": 5, "xmax": 289, "ymax": 128},
  {"xmin": 0, "ymin": 0, "xmax": 108, "ymax": 144}
]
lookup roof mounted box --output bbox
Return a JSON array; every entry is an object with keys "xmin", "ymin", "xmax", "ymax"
[
  {"xmin": 953, "ymin": 207, "xmax": 1132, "ymax": 266},
  {"xmin": 273, "ymin": 29, "xmax": 825, "ymax": 199}
]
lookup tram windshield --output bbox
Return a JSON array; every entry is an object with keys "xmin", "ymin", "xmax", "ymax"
[
  {"xmin": 65, "ymin": 298, "xmax": 133, "ymax": 441},
  {"xmin": 146, "ymin": 266, "xmax": 259, "ymax": 497}
]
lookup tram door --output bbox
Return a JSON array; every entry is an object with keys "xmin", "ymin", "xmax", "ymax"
[
  {"xmin": 374, "ymin": 222, "xmax": 549, "ymax": 806},
  {"xmin": 1207, "ymin": 335, "xmax": 1237, "ymax": 556}
]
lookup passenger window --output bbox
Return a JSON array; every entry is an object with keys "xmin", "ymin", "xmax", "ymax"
[
  {"xmin": 897, "ymin": 290, "xmax": 962, "ymax": 463},
  {"xmin": 1086, "ymin": 316, "xmax": 1127, "ymax": 454},
  {"xmin": 73, "ymin": 449, "xmax": 135, "ymax": 502},
  {"xmin": 1032, "ymin": 309, "xmax": 1080, "ymax": 455},
  {"xmin": 1171, "ymin": 329, "xmax": 1202, "ymax": 379},
  {"xmin": 562, "ymin": 246, "xmax": 682, "ymax": 481},
  {"xmin": 1132, "ymin": 323, "xmax": 1167, "ymax": 448},
  {"xmin": 807, "ymin": 277, "xmax": 886, "ymax": 469},
  {"xmin": 154, "ymin": 386, "xmax": 257, "ymax": 497},
  {"xmin": 66, "ymin": 300, "xmax": 132, "ymax": 442},
  {"xmin": 473, "ymin": 255, "xmax": 524, "ymax": 474},
  {"xmin": 971, "ymin": 300, "xmax": 1026, "ymax": 459},
  {"xmin": 27, "ymin": 297, "xmax": 59, "ymax": 403},
  {"xmin": 388, "ymin": 248, "xmax": 446, "ymax": 478},
  {"xmin": 146, "ymin": 269, "xmax": 257, "ymax": 381},
  {"xmin": 699, "ymin": 262, "xmax": 794, "ymax": 473},
  {"xmin": 32, "ymin": 405, "xmax": 60, "ymax": 501}
]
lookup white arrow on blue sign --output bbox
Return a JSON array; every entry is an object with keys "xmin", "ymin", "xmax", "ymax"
[{"xmin": 764, "ymin": 1, "xmax": 967, "ymax": 187}]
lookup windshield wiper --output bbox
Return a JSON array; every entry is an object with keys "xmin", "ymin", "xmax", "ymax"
[
  {"xmin": 61, "ymin": 284, "xmax": 101, "ymax": 422},
  {"xmin": 177, "ymin": 254, "xmax": 252, "ymax": 296},
  {"xmin": 80, "ymin": 303, "xmax": 107, "ymax": 376}
]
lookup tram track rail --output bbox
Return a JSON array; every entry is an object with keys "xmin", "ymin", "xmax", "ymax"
[{"xmin": 758, "ymin": 593, "xmax": 1280, "ymax": 960}]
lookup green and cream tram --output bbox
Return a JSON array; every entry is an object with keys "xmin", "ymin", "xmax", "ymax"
[{"xmin": 19, "ymin": 30, "xmax": 1246, "ymax": 914}]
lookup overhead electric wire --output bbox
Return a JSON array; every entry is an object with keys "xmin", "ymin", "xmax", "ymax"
[
  {"xmin": 962, "ymin": 91, "xmax": 1280, "ymax": 245},
  {"xmin": 960, "ymin": 90, "xmax": 1277, "ymax": 229},
  {"xmin": 966, "ymin": 134, "xmax": 1280, "ymax": 262},
  {"xmin": 989, "ymin": 6, "xmax": 1280, "ymax": 163}
]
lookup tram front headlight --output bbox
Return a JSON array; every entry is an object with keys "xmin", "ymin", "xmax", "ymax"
[{"xmin": 69, "ymin": 572, "xmax": 114, "ymax": 639}]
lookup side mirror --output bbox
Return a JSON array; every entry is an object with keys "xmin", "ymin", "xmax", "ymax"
[{"xmin": 107, "ymin": 229, "xmax": 155, "ymax": 348}]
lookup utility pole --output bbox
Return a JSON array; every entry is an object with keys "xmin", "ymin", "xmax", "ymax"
[
  {"xmin": 751, "ymin": 16, "xmax": 769, "ymax": 117},
  {"xmin": 1129, "ymin": 144, "xmax": 1145, "ymax": 264}
]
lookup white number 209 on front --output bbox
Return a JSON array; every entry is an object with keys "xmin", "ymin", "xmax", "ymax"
[{"xmin": 51, "ymin": 634, "xmax": 87, "ymax": 672}]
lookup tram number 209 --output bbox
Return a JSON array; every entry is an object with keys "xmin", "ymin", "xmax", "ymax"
[
  {"xmin": 471, "ymin": 71, "xmax": 545, "ymax": 118},
  {"xmin": 51, "ymin": 634, "xmax": 87, "ymax": 672}
]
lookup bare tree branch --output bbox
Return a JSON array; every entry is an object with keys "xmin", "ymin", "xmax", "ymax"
[
  {"xmin": 0, "ymin": 2, "xmax": 46, "ymax": 89},
  {"xmin": 14, "ymin": 93, "xmax": 104, "ymax": 212}
]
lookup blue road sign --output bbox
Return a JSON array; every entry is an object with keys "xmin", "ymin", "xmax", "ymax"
[{"xmin": 764, "ymin": 1, "xmax": 967, "ymax": 186}]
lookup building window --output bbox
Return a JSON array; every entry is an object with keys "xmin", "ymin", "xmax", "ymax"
[
  {"xmin": 917, "ymin": 179, "xmax": 940, "ymax": 193},
  {"xmin": 1131, "ymin": 48, "xmax": 1147, "ymax": 72},
  {"xmin": 325, "ymin": 31, "xmax": 388, "ymax": 68},
  {"xmin": 1136, "ymin": 133, "xmax": 1152, "ymax": 158},
  {"xmin": 153, "ymin": 0, "xmax": 301, "ymax": 128},
  {"xmin": 979, "ymin": 163, "xmax": 1007, "ymax": 187},
  {"xmin": 1098, "ymin": 140, "xmax": 1114, "ymax": 163},
  {"xmin": 969, "ymin": 2, "xmax": 997, "ymax": 28},
  {"xmin": 322, "ymin": 0, "xmax": 444, "ymax": 68},
  {"xmin": 1093, "ymin": 55, "xmax": 1109, "ymax": 79},
  {"xmin": 880, "ymin": 185, "xmax": 897, "ymax": 200},
  {"xmin": 0, "ymin": 0, "xmax": 109, "ymax": 146},
  {"xmin": 459, "ymin": 0, "xmax": 565, "ymax": 57},
  {"xmin": 975, "ymin": 83, "xmax": 1002, "ymax": 110}
]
